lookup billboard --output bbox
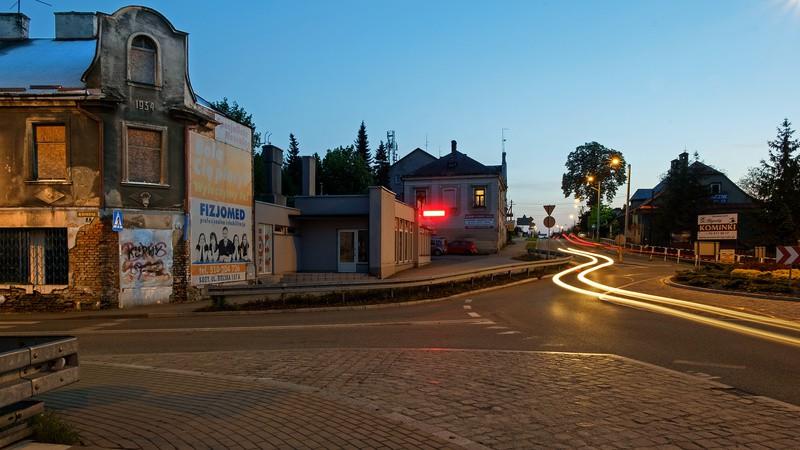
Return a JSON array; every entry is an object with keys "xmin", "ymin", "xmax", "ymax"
[
  {"xmin": 698, "ymin": 213, "xmax": 738, "ymax": 240},
  {"xmin": 188, "ymin": 113, "xmax": 253, "ymax": 285}
]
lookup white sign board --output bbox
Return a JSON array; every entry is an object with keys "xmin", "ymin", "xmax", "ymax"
[
  {"xmin": 698, "ymin": 213, "xmax": 738, "ymax": 240},
  {"xmin": 465, "ymin": 214, "xmax": 495, "ymax": 229}
]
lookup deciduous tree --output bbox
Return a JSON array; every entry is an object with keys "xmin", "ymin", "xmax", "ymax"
[{"xmin": 561, "ymin": 142, "xmax": 626, "ymax": 206}]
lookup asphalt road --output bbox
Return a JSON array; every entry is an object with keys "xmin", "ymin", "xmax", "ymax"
[{"xmin": 4, "ymin": 242, "xmax": 800, "ymax": 406}]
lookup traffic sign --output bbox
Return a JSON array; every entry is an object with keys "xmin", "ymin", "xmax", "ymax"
[
  {"xmin": 776, "ymin": 246, "xmax": 800, "ymax": 265},
  {"xmin": 543, "ymin": 205, "xmax": 556, "ymax": 216},
  {"xmin": 112, "ymin": 209, "xmax": 123, "ymax": 232},
  {"xmin": 543, "ymin": 216, "xmax": 556, "ymax": 228}
]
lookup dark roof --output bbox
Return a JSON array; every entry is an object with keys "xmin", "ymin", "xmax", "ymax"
[
  {"xmin": 0, "ymin": 39, "xmax": 96, "ymax": 91},
  {"xmin": 406, "ymin": 150, "xmax": 502, "ymax": 178},
  {"xmin": 393, "ymin": 148, "xmax": 436, "ymax": 167},
  {"xmin": 630, "ymin": 189, "xmax": 654, "ymax": 201},
  {"xmin": 690, "ymin": 160, "xmax": 723, "ymax": 177}
]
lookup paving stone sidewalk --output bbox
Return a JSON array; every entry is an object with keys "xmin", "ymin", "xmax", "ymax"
[{"xmin": 39, "ymin": 349, "xmax": 800, "ymax": 449}]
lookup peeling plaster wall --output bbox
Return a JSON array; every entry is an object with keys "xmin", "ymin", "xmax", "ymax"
[
  {"xmin": 92, "ymin": 7, "xmax": 190, "ymax": 212},
  {"xmin": 0, "ymin": 107, "xmax": 101, "ymax": 208}
]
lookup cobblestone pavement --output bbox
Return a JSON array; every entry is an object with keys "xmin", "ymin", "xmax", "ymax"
[
  {"xmin": 633, "ymin": 277, "xmax": 800, "ymax": 323},
  {"xmin": 40, "ymin": 349, "xmax": 800, "ymax": 449}
]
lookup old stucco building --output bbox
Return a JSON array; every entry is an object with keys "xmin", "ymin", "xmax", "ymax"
[{"xmin": 0, "ymin": 6, "xmax": 251, "ymax": 309}]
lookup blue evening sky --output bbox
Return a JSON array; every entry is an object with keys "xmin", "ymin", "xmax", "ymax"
[{"xmin": 22, "ymin": 0, "xmax": 800, "ymax": 227}]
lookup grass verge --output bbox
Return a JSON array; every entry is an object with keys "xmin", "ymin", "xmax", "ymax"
[
  {"xmin": 674, "ymin": 263, "xmax": 800, "ymax": 299},
  {"xmin": 30, "ymin": 411, "xmax": 80, "ymax": 445},
  {"xmin": 199, "ymin": 263, "xmax": 566, "ymax": 312}
]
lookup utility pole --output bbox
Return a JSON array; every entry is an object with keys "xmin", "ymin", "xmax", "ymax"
[{"xmin": 622, "ymin": 163, "xmax": 632, "ymax": 262}]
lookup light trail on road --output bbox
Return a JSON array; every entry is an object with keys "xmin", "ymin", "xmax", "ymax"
[{"xmin": 552, "ymin": 247, "xmax": 800, "ymax": 348}]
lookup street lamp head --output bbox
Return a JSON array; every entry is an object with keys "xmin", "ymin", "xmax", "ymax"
[
  {"xmin": 586, "ymin": 175, "xmax": 595, "ymax": 183},
  {"xmin": 610, "ymin": 157, "xmax": 620, "ymax": 167}
]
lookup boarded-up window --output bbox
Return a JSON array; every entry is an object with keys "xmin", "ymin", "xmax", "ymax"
[
  {"xmin": 127, "ymin": 127, "xmax": 163, "ymax": 184},
  {"xmin": 33, "ymin": 125, "xmax": 67, "ymax": 180},
  {"xmin": 130, "ymin": 35, "xmax": 157, "ymax": 85}
]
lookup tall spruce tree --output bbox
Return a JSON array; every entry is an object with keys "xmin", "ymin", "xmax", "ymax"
[
  {"xmin": 282, "ymin": 133, "xmax": 302, "ymax": 196},
  {"xmin": 743, "ymin": 119, "xmax": 800, "ymax": 243},
  {"xmin": 373, "ymin": 140, "xmax": 391, "ymax": 189},
  {"xmin": 355, "ymin": 121, "xmax": 372, "ymax": 165}
]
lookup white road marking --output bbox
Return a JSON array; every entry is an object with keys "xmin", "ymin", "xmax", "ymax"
[
  {"xmin": 497, "ymin": 331, "xmax": 520, "ymax": 335},
  {"xmin": 0, "ymin": 319, "xmax": 489, "ymax": 336},
  {"xmin": 467, "ymin": 312, "xmax": 481, "ymax": 318},
  {"xmin": 553, "ymin": 248, "xmax": 800, "ymax": 348},
  {"xmin": 0, "ymin": 321, "xmax": 39, "ymax": 325},
  {"xmin": 540, "ymin": 343, "xmax": 565, "ymax": 347},
  {"xmin": 485, "ymin": 326, "xmax": 508, "ymax": 330},
  {"xmin": 464, "ymin": 299, "xmax": 473, "ymax": 304},
  {"xmin": 673, "ymin": 360, "xmax": 746, "ymax": 370},
  {"xmin": 463, "ymin": 305, "xmax": 472, "ymax": 310},
  {"xmin": 73, "ymin": 319, "xmax": 130, "ymax": 332},
  {"xmin": 0, "ymin": 326, "xmax": 15, "ymax": 329}
]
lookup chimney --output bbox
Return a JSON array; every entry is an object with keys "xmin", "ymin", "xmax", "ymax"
[
  {"xmin": 0, "ymin": 13, "xmax": 29, "ymax": 40},
  {"xmin": 451, "ymin": 140, "xmax": 457, "ymax": 154},
  {"xmin": 300, "ymin": 156, "xmax": 316, "ymax": 196},
  {"xmin": 55, "ymin": 12, "xmax": 97, "ymax": 40},
  {"xmin": 261, "ymin": 144, "xmax": 286, "ymax": 206}
]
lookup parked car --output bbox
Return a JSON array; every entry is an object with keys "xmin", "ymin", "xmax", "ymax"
[
  {"xmin": 447, "ymin": 240, "xmax": 478, "ymax": 255},
  {"xmin": 431, "ymin": 237, "xmax": 448, "ymax": 256}
]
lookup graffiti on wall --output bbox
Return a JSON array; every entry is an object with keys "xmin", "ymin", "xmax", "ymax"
[{"xmin": 119, "ymin": 229, "xmax": 173, "ymax": 288}]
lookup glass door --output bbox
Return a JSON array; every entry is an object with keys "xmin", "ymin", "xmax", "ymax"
[{"xmin": 338, "ymin": 230, "xmax": 356, "ymax": 272}]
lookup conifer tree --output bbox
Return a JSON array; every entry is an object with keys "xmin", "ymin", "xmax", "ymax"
[{"xmin": 373, "ymin": 140, "xmax": 391, "ymax": 188}]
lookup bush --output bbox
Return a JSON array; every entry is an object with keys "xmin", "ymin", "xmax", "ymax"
[{"xmin": 30, "ymin": 411, "xmax": 80, "ymax": 445}]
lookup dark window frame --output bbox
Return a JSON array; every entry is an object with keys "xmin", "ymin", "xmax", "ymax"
[{"xmin": 472, "ymin": 185, "xmax": 487, "ymax": 208}]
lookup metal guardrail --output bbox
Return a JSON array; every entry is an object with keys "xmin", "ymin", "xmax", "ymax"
[
  {"xmin": 208, "ymin": 254, "xmax": 572, "ymax": 302},
  {"xmin": 0, "ymin": 336, "xmax": 79, "ymax": 447}
]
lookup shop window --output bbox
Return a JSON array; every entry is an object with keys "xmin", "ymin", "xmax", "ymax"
[
  {"xmin": 473, "ymin": 186, "xmax": 486, "ymax": 208},
  {"xmin": 32, "ymin": 124, "xmax": 67, "ymax": 180},
  {"xmin": 0, "ymin": 228, "xmax": 68, "ymax": 285},
  {"xmin": 124, "ymin": 124, "xmax": 166, "ymax": 185},
  {"xmin": 129, "ymin": 35, "xmax": 158, "ymax": 86}
]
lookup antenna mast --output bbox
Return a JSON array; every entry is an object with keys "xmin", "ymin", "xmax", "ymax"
[{"xmin": 387, "ymin": 130, "xmax": 398, "ymax": 164}]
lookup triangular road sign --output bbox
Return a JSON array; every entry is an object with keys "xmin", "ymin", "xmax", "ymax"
[{"xmin": 543, "ymin": 204, "xmax": 556, "ymax": 216}]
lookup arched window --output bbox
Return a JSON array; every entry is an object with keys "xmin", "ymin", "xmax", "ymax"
[{"xmin": 129, "ymin": 35, "xmax": 158, "ymax": 85}]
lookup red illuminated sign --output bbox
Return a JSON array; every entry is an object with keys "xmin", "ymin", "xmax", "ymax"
[{"xmin": 422, "ymin": 209, "xmax": 446, "ymax": 217}]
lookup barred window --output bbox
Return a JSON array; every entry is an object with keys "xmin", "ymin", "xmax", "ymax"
[
  {"xmin": 33, "ymin": 124, "xmax": 67, "ymax": 180},
  {"xmin": 0, "ymin": 229, "xmax": 68, "ymax": 285}
]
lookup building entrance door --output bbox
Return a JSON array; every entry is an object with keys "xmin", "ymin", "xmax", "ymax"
[
  {"xmin": 338, "ymin": 229, "xmax": 368, "ymax": 273},
  {"xmin": 338, "ymin": 230, "xmax": 357, "ymax": 272}
]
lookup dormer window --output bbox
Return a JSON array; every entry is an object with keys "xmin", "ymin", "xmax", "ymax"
[{"xmin": 129, "ymin": 35, "xmax": 158, "ymax": 86}]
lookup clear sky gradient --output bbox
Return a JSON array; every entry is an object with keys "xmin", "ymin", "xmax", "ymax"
[{"xmin": 21, "ymin": 0, "xmax": 800, "ymax": 227}]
